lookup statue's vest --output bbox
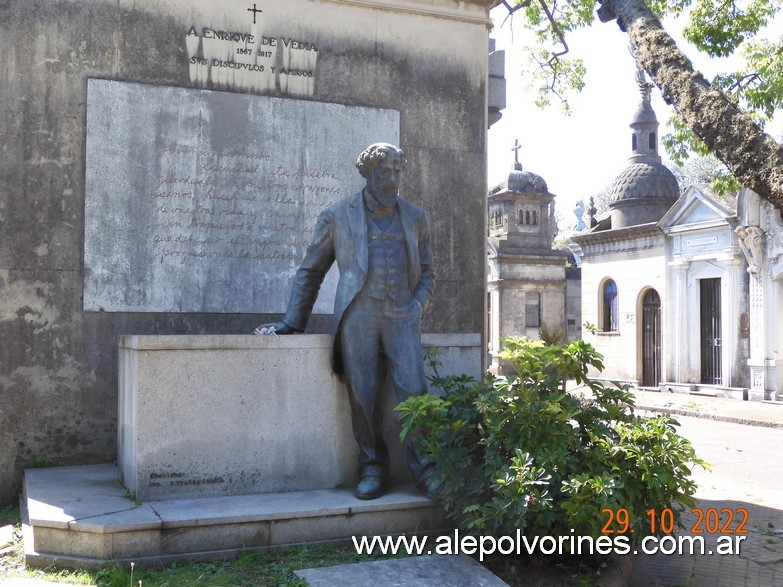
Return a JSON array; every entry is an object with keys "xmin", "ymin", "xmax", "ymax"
[{"xmin": 364, "ymin": 212, "xmax": 410, "ymax": 301}]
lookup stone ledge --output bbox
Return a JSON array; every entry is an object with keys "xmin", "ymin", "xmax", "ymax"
[{"xmin": 119, "ymin": 333, "xmax": 481, "ymax": 351}]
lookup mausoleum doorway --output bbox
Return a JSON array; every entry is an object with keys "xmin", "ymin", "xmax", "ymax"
[
  {"xmin": 641, "ymin": 288, "xmax": 662, "ymax": 387},
  {"xmin": 700, "ymin": 277, "xmax": 723, "ymax": 385}
]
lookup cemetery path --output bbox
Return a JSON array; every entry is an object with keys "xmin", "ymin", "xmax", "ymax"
[{"xmin": 627, "ymin": 396, "xmax": 783, "ymax": 586}]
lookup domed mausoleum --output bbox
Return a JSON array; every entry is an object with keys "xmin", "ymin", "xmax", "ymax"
[
  {"xmin": 572, "ymin": 67, "xmax": 758, "ymax": 398},
  {"xmin": 487, "ymin": 141, "xmax": 576, "ymax": 373},
  {"xmin": 488, "ymin": 140, "xmax": 558, "ymax": 251},
  {"xmin": 608, "ymin": 71, "xmax": 679, "ymax": 229}
]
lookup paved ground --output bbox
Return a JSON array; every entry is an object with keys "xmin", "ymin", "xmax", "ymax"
[
  {"xmin": 631, "ymin": 387, "xmax": 783, "ymax": 429},
  {"xmin": 627, "ymin": 388, "xmax": 783, "ymax": 587}
]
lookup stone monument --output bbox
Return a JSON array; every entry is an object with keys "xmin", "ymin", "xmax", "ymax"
[
  {"xmin": 11, "ymin": 0, "xmax": 499, "ymax": 566},
  {"xmin": 737, "ymin": 188, "xmax": 783, "ymax": 400},
  {"xmin": 1, "ymin": 0, "xmax": 497, "ymax": 509}
]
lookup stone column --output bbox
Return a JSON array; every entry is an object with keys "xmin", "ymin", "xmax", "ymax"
[
  {"xmin": 724, "ymin": 258, "xmax": 745, "ymax": 389},
  {"xmin": 765, "ymin": 203, "xmax": 783, "ymax": 400},
  {"xmin": 487, "ymin": 286, "xmax": 501, "ymax": 372},
  {"xmin": 670, "ymin": 260, "xmax": 690, "ymax": 383},
  {"xmin": 737, "ymin": 224, "xmax": 771, "ymax": 399},
  {"xmin": 747, "ymin": 271, "xmax": 769, "ymax": 399}
]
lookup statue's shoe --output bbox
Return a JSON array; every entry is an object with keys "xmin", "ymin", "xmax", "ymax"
[
  {"xmin": 355, "ymin": 475, "xmax": 385, "ymax": 500},
  {"xmin": 417, "ymin": 474, "xmax": 441, "ymax": 500}
]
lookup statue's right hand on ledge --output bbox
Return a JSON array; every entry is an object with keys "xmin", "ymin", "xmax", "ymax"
[{"xmin": 252, "ymin": 322, "xmax": 296, "ymax": 336}]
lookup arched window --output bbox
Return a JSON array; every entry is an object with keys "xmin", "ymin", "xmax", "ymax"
[
  {"xmin": 525, "ymin": 210, "xmax": 531, "ymax": 225},
  {"xmin": 490, "ymin": 209, "xmax": 501, "ymax": 229},
  {"xmin": 532, "ymin": 210, "xmax": 538, "ymax": 225},
  {"xmin": 518, "ymin": 209, "xmax": 524, "ymax": 224},
  {"xmin": 601, "ymin": 280, "xmax": 619, "ymax": 332},
  {"xmin": 649, "ymin": 132, "xmax": 655, "ymax": 150},
  {"xmin": 632, "ymin": 134, "xmax": 637, "ymax": 151}
]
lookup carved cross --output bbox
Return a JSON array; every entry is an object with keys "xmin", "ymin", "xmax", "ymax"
[{"xmin": 247, "ymin": 3, "xmax": 263, "ymax": 24}]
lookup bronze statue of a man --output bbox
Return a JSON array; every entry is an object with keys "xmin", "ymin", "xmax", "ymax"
[{"xmin": 258, "ymin": 143, "xmax": 436, "ymax": 500}]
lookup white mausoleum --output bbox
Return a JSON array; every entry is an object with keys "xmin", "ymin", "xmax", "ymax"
[{"xmin": 571, "ymin": 71, "xmax": 783, "ymax": 400}]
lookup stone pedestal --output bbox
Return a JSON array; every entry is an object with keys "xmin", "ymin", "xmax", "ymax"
[
  {"xmin": 24, "ymin": 332, "xmax": 479, "ymax": 568},
  {"xmin": 748, "ymin": 360, "xmax": 778, "ymax": 401},
  {"xmin": 119, "ymin": 333, "xmax": 481, "ymax": 500}
]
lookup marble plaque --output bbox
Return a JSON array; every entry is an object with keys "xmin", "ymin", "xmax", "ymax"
[{"xmin": 84, "ymin": 79, "xmax": 399, "ymax": 313}]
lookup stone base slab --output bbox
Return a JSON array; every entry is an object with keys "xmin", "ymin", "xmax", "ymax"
[
  {"xmin": 23, "ymin": 464, "xmax": 447, "ymax": 569},
  {"xmin": 296, "ymin": 554, "xmax": 509, "ymax": 586},
  {"xmin": 658, "ymin": 382, "xmax": 698, "ymax": 394}
]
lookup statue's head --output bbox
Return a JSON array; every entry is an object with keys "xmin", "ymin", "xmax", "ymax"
[
  {"xmin": 356, "ymin": 143, "xmax": 407, "ymax": 177},
  {"xmin": 356, "ymin": 143, "xmax": 407, "ymax": 206}
]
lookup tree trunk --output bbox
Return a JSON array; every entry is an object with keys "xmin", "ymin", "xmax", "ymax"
[{"xmin": 598, "ymin": 0, "xmax": 783, "ymax": 211}]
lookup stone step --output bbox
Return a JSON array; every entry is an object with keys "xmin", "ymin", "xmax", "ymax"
[{"xmin": 23, "ymin": 464, "xmax": 446, "ymax": 569}]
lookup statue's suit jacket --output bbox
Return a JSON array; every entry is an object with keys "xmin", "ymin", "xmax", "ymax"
[{"xmin": 283, "ymin": 189, "xmax": 436, "ymax": 374}]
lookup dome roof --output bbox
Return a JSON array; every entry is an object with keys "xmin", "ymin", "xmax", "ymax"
[
  {"xmin": 507, "ymin": 169, "xmax": 549, "ymax": 195},
  {"xmin": 609, "ymin": 162, "xmax": 679, "ymax": 205},
  {"xmin": 490, "ymin": 140, "xmax": 552, "ymax": 196}
]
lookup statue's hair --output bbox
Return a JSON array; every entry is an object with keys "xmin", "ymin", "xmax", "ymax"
[{"xmin": 355, "ymin": 143, "xmax": 407, "ymax": 178}]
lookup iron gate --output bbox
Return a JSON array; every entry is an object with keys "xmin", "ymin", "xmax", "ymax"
[
  {"xmin": 700, "ymin": 278, "xmax": 722, "ymax": 385},
  {"xmin": 642, "ymin": 289, "xmax": 661, "ymax": 387}
]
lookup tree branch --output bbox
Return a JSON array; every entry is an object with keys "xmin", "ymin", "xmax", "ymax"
[
  {"xmin": 497, "ymin": 0, "xmax": 569, "ymax": 60},
  {"xmin": 499, "ymin": 0, "xmax": 530, "ymax": 28},
  {"xmin": 538, "ymin": 0, "xmax": 570, "ymax": 60},
  {"xmin": 598, "ymin": 0, "xmax": 783, "ymax": 210},
  {"xmin": 727, "ymin": 72, "xmax": 762, "ymax": 93}
]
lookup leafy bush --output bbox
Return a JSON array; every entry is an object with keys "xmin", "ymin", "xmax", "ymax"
[{"xmin": 397, "ymin": 337, "xmax": 707, "ymax": 543}]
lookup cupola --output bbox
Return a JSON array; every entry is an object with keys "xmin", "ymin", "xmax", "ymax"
[{"xmin": 608, "ymin": 68, "xmax": 679, "ymax": 229}]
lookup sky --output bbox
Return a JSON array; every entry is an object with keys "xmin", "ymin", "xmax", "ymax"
[{"xmin": 486, "ymin": 5, "xmax": 782, "ymax": 229}]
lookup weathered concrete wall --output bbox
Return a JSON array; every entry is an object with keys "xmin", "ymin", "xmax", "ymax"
[{"xmin": 0, "ymin": 0, "xmax": 492, "ymax": 504}]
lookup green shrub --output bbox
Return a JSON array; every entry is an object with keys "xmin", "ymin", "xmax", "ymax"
[{"xmin": 397, "ymin": 336, "xmax": 707, "ymax": 543}]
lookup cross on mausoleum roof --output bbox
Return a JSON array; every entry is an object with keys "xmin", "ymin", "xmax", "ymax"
[{"xmin": 511, "ymin": 138, "xmax": 523, "ymax": 171}]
